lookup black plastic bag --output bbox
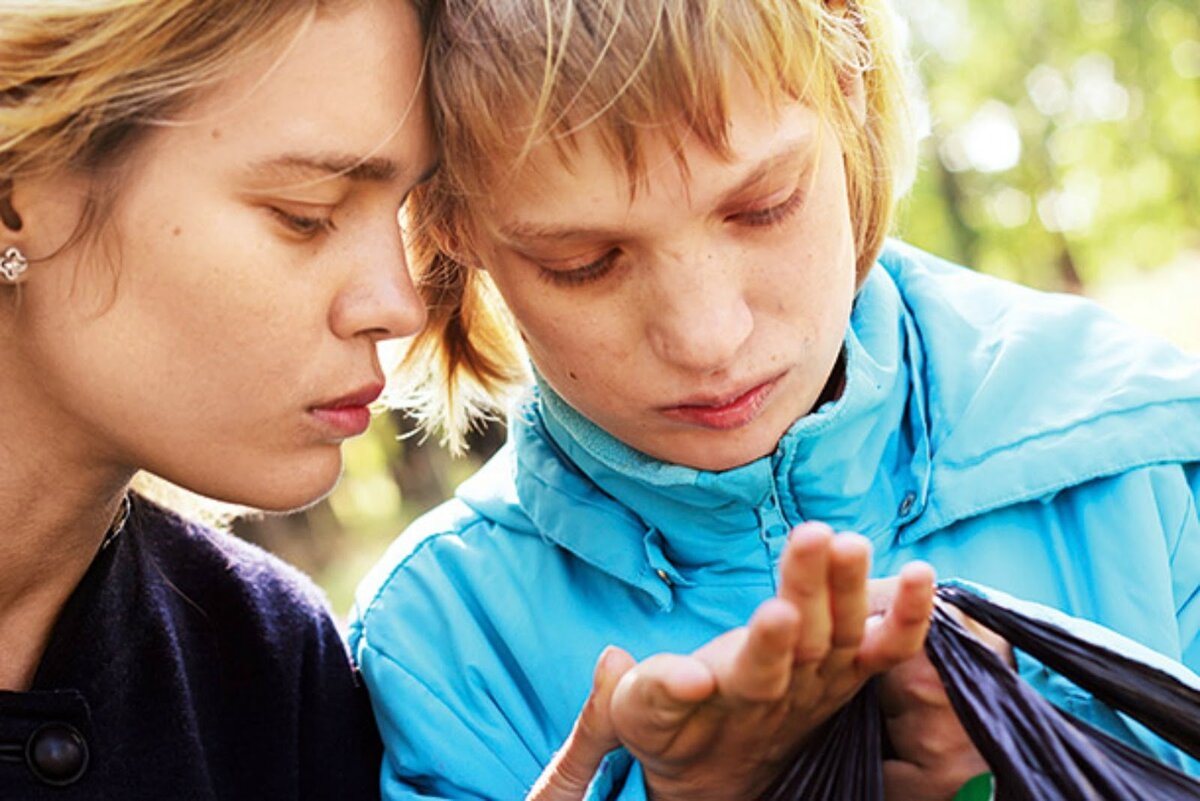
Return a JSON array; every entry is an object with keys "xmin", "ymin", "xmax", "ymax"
[
  {"xmin": 764, "ymin": 585, "xmax": 1200, "ymax": 800},
  {"xmin": 762, "ymin": 677, "xmax": 885, "ymax": 799}
]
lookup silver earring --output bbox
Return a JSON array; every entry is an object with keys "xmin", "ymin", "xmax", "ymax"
[{"xmin": 1, "ymin": 246, "xmax": 28, "ymax": 282}]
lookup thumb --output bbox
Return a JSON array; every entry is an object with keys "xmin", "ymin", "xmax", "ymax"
[{"xmin": 527, "ymin": 645, "xmax": 636, "ymax": 800}]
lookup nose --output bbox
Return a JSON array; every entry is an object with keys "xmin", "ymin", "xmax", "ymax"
[
  {"xmin": 329, "ymin": 220, "xmax": 427, "ymax": 343},
  {"xmin": 645, "ymin": 245, "xmax": 753, "ymax": 374}
]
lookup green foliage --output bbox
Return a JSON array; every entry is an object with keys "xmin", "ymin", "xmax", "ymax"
[{"xmin": 893, "ymin": 0, "xmax": 1199, "ymax": 288}]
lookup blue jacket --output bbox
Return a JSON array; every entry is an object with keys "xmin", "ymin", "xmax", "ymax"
[{"xmin": 350, "ymin": 241, "xmax": 1200, "ymax": 799}]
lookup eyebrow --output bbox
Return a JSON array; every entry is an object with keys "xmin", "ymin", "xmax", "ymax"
[
  {"xmin": 717, "ymin": 146, "xmax": 810, "ymax": 206},
  {"xmin": 246, "ymin": 153, "xmax": 400, "ymax": 184},
  {"xmin": 497, "ymin": 136, "xmax": 814, "ymax": 244}
]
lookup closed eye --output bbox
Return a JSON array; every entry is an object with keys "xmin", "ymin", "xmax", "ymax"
[
  {"xmin": 730, "ymin": 188, "xmax": 805, "ymax": 227},
  {"xmin": 269, "ymin": 207, "xmax": 337, "ymax": 238},
  {"xmin": 537, "ymin": 249, "xmax": 620, "ymax": 287}
]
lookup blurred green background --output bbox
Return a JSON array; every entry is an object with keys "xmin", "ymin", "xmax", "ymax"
[{"xmin": 235, "ymin": 0, "xmax": 1200, "ymax": 620}]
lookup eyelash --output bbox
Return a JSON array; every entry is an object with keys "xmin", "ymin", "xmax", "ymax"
[
  {"xmin": 270, "ymin": 207, "xmax": 337, "ymax": 238},
  {"xmin": 538, "ymin": 250, "xmax": 619, "ymax": 287},
  {"xmin": 734, "ymin": 188, "xmax": 806, "ymax": 227},
  {"xmin": 536, "ymin": 188, "xmax": 804, "ymax": 286}
]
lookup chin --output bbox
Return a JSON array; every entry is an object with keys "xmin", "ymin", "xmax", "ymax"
[
  {"xmin": 251, "ymin": 467, "xmax": 342, "ymax": 513},
  {"xmin": 661, "ymin": 438, "xmax": 777, "ymax": 473},
  {"xmin": 249, "ymin": 485, "xmax": 336, "ymax": 514},
  {"xmin": 175, "ymin": 452, "xmax": 343, "ymax": 514}
]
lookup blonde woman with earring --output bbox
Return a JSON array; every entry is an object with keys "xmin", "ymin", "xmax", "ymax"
[{"xmin": 0, "ymin": 1, "xmax": 435, "ymax": 797}]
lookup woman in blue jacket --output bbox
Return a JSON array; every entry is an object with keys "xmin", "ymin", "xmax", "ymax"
[{"xmin": 352, "ymin": 0, "xmax": 1200, "ymax": 797}]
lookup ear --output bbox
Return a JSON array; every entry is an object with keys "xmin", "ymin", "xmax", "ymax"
[
  {"xmin": 2, "ymin": 172, "xmax": 94, "ymax": 272},
  {"xmin": 0, "ymin": 179, "xmax": 23, "ymax": 232}
]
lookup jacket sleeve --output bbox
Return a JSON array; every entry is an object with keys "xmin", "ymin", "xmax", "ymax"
[
  {"xmin": 956, "ymin": 463, "xmax": 1200, "ymax": 778},
  {"xmin": 357, "ymin": 643, "xmax": 536, "ymax": 800},
  {"xmin": 357, "ymin": 639, "xmax": 660, "ymax": 801},
  {"xmin": 1174, "ymin": 463, "xmax": 1200, "ymax": 670},
  {"xmin": 991, "ymin": 461, "xmax": 1200, "ymax": 775}
]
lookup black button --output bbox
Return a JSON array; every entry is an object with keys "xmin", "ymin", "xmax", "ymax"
[
  {"xmin": 898, "ymin": 491, "xmax": 917, "ymax": 517},
  {"xmin": 26, "ymin": 723, "xmax": 88, "ymax": 786}
]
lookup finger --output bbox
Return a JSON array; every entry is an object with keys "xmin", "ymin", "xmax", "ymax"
[
  {"xmin": 857, "ymin": 561, "xmax": 935, "ymax": 673},
  {"xmin": 814, "ymin": 534, "xmax": 872, "ymax": 683},
  {"xmin": 883, "ymin": 705, "xmax": 972, "ymax": 770},
  {"xmin": 824, "ymin": 533, "xmax": 872, "ymax": 657},
  {"xmin": 715, "ymin": 598, "xmax": 801, "ymax": 702},
  {"xmin": 883, "ymin": 760, "xmax": 947, "ymax": 801},
  {"xmin": 778, "ymin": 522, "xmax": 834, "ymax": 663},
  {"xmin": 876, "ymin": 651, "xmax": 949, "ymax": 716},
  {"xmin": 528, "ymin": 646, "xmax": 636, "ymax": 800},
  {"xmin": 609, "ymin": 653, "xmax": 717, "ymax": 754},
  {"xmin": 942, "ymin": 604, "xmax": 1016, "ymax": 669},
  {"xmin": 867, "ymin": 575, "xmax": 901, "ymax": 617},
  {"xmin": 884, "ymin": 747, "xmax": 988, "ymax": 799}
]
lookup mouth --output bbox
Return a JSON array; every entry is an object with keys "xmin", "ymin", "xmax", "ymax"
[
  {"xmin": 308, "ymin": 382, "xmax": 385, "ymax": 438},
  {"xmin": 660, "ymin": 373, "xmax": 783, "ymax": 431}
]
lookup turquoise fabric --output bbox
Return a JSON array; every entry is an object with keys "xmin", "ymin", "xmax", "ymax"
[{"xmin": 350, "ymin": 241, "xmax": 1200, "ymax": 800}]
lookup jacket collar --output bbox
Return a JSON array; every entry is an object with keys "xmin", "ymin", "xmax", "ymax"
[{"xmin": 506, "ymin": 261, "xmax": 929, "ymax": 586}]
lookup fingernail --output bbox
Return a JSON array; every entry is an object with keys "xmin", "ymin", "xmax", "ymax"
[
  {"xmin": 594, "ymin": 645, "xmax": 618, "ymax": 682},
  {"xmin": 788, "ymin": 521, "xmax": 833, "ymax": 541}
]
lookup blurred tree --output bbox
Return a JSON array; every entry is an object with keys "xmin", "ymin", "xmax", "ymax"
[
  {"xmin": 237, "ymin": 0, "xmax": 1200, "ymax": 618},
  {"xmin": 893, "ymin": 0, "xmax": 1199, "ymax": 289}
]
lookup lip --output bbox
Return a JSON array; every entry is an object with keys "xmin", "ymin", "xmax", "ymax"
[
  {"xmin": 309, "ymin": 382, "xmax": 385, "ymax": 438},
  {"xmin": 660, "ymin": 374, "xmax": 782, "ymax": 431}
]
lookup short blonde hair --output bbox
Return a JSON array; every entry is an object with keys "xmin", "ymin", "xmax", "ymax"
[
  {"xmin": 0, "ymin": 0, "xmax": 348, "ymax": 244},
  {"xmin": 400, "ymin": 0, "xmax": 921, "ymax": 451}
]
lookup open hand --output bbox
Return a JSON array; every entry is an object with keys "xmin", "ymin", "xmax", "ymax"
[{"xmin": 607, "ymin": 523, "xmax": 936, "ymax": 800}]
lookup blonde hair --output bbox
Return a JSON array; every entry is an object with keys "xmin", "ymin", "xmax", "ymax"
[
  {"xmin": 0, "ymin": 0, "xmax": 351, "ymax": 244},
  {"xmin": 398, "ymin": 0, "xmax": 921, "ymax": 452}
]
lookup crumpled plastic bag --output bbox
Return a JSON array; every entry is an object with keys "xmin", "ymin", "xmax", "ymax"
[{"xmin": 763, "ymin": 585, "xmax": 1200, "ymax": 800}]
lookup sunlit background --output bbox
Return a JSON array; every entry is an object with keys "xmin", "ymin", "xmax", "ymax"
[{"xmin": 234, "ymin": 0, "xmax": 1200, "ymax": 620}]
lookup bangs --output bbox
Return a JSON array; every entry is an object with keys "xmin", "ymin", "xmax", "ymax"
[
  {"xmin": 401, "ymin": 0, "xmax": 919, "ymax": 449},
  {"xmin": 431, "ymin": 0, "xmax": 868, "ymax": 198}
]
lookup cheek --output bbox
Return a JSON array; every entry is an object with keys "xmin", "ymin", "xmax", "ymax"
[
  {"xmin": 521, "ymin": 319, "xmax": 596, "ymax": 374},
  {"xmin": 492, "ymin": 274, "xmax": 616, "ymax": 369},
  {"xmin": 517, "ymin": 309, "xmax": 635, "ymax": 402},
  {"xmin": 127, "ymin": 203, "xmax": 316, "ymax": 342}
]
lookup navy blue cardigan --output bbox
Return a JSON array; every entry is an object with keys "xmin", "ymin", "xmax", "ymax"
[{"xmin": 0, "ymin": 496, "xmax": 382, "ymax": 799}]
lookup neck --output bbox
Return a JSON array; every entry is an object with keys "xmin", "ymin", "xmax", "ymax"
[
  {"xmin": 0, "ymin": 351, "xmax": 134, "ymax": 690},
  {"xmin": 812, "ymin": 349, "xmax": 848, "ymax": 411}
]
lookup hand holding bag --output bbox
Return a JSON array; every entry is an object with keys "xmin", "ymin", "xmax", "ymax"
[{"xmin": 764, "ymin": 585, "xmax": 1200, "ymax": 800}]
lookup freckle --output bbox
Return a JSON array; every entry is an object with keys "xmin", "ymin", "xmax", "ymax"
[
  {"xmin": 569, "ymin": 371, "xmax": 578, "ymax": 380},
  {"xmin": 172, "ymin": 226, "xmax": 182, "ymax": 236},
  {"xmin": 210, "ymin": 128, "xmax": 221, "ymax": 140}
]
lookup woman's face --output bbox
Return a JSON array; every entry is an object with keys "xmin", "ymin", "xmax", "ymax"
[
  {"xmin": 478, "ymin": 79, "xmax": 858, "ymax": 471},
  {"xmin": 11, "ymin": 1, "xmax": 435, "ymax": 510}
]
